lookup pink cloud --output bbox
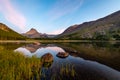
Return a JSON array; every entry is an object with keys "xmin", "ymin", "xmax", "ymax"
[
  {"xmin": 48, "ymin": 28, "xmax": 65, "ymax": 35},
  {"xmin": 0, "ymin": 0, "xmax": 26, "ymax": 30}
]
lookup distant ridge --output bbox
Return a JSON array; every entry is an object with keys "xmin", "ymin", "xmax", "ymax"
[{"xmin": 57, "ymin": 10, "xmax": 120, "ymax": 40}]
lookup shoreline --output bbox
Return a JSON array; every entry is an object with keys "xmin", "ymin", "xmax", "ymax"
[{"xmin": 0, "ymin": 40, "xmax": 120, "ymax": 43}]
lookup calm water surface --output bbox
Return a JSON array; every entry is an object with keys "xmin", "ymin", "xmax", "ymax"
[{"xmin": 1, "ymin": 42, "xmax": 120, "ymax": 80}]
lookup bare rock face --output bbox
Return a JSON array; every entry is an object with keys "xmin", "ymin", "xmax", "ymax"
[
  {"xmin": 56, "ymin": 52, "xmax": 69, "ymax": 58},
  {"xmin": 41, "ymin": 53, "xmax": 53, "ymax": 63}
]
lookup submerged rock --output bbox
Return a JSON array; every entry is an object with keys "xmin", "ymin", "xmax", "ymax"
[
  {"xmin": 41, "ymin": 53, "xmax": 53, "ymax": 63},
  {"xmin": 56, "ymin": 52, "xmax": 69, "ymax": 58},
  {"xmin": 42, "ymin": 62, "xmax": 53, "ymax": 68}
]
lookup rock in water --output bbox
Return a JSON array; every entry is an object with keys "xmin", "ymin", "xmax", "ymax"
[
  {"xmin": 56, "ymin": 52, "xmax": 69, "ymax": 58},
  {"xmin": 41, "ymin": 53, "xmax": 53, "ymax": 63}
]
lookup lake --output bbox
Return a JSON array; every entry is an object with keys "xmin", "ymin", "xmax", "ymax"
[{"xmin": 0, "ymin": 42, "xmax": 120, "ymax": 80}]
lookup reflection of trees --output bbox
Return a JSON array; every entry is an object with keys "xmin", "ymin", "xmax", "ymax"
[
  {"xmin": 113, "ymin": 42, "xmax": 120, "ymax": 48},
  {"xmin": 92, "ymin": 42, "xmax": 111, "ymax": 47},
  {"xmin": 0, "ymin": 43, "xmax": 25, "ymax": 50},
  {"xmin": 57, "ymin": 42, "xmax": 120, "ymax": 71}
]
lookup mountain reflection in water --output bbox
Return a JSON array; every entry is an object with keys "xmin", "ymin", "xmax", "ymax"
[{"xmin": 13, "ymin": 42, "xmax": 120, "ymax": 80}]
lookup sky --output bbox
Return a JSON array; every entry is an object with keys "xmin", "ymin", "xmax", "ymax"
[{"xmin": 0, "ymin": 0, "xmax": 120, "ymax": 34}]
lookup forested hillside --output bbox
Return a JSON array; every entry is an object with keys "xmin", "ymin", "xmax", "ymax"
[{"xmin": 0, "ymin": 23, "xmax": 26, "ymax": 40}]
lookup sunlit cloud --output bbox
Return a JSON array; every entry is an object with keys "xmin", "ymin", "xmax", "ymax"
[
  {"xmin": 0, "ymin": 0, "xmax": 26, "ymax": 30},
  {"xmin": 48, "ymin": 28, "xmax": 65, "ymax": 35},
  {"xmin": 48, "ymin": 0, "xmax": 83, "ymax": 21}
]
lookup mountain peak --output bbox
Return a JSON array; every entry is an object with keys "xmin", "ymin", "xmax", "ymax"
[
  {"xmin": 26, "ymin": 28, "xmax": 39, "ymax": 35},
  {"xmin": 30, "ymin": 28, "xmax": 36, "ymax": 30},
  {"xmin": 22, "ymin": 28, "xmax": 49, "ymax": 38}
]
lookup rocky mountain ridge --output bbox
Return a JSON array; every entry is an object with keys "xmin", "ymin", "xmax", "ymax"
[{"xmin": 57, "ymin": 10, "xmax": 120, "ymax": 40}]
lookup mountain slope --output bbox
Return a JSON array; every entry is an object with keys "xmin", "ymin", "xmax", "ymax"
[
  {"xmin": 22, "ymin": 28, "xmax": 47, "ymax": 38},
  {"xmin": 57, "ymin": 10, "xmax": 120, "ymax": 40},
  {"xmin": 0, "ymin": 23, "xmax": 26, "ymax": 40}
]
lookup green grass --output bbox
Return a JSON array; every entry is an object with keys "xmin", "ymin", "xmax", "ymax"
[
  {"xmin": 0, "ymin": 23, "xmax": 26, "ymax": 40},
  {"xmin": 0, "ymin": 48, "xmax": 42, "ymax": 80}
]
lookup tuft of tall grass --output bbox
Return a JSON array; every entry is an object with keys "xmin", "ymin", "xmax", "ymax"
[
  {"xmin": 60, "ymin": 63, "xmax": 76, "ymax": 77},
  {"xmin": 0, "ymin": 49, "xmax": 42, "ymax": 80}
]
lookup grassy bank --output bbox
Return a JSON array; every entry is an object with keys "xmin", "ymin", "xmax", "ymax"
[
  {"xmin": 0, "ymin": 47, "xmax": 42, "ymax": 80},
  {"xmin": 0, "ymin": 40, "xmax": 120, "ymax": 43}
]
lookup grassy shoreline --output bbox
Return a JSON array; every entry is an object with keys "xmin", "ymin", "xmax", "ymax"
[
  {"xmin": 0, "ymin": 49, "xmax": 42, "ymax": 80},
  {"xmin": 0, "ymin": 40, "xmax": 120, "ymax": 43}
]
